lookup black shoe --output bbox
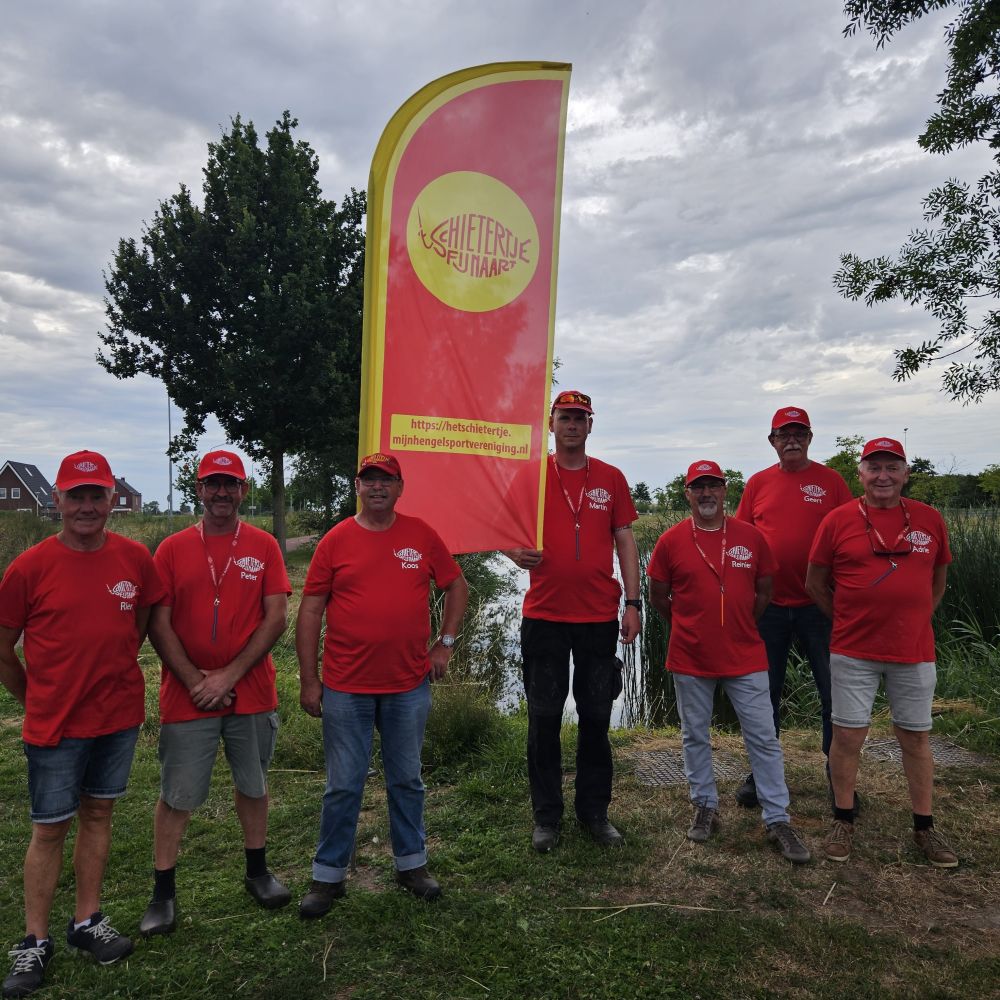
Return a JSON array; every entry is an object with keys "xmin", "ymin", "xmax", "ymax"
[
  {"xmin": 65, "ymin": 912, "xmax": 133, "ymax": 965},
  {"xmin": 395, "ymin": 865, "xmax": 442, "ymax": 901},
  {"xmin": 531, "ymin": 824, "xmax": 560, "ymax": 853},
  {"xmin": 244, "ymin": 872, "xmax": 292, "ymax": 910},
  {"xmin": 138, "ymin": 898, "xmax": 176, "ymax": 937},
  {"xmin": 580, "ymin": 818, "xmax": 624, "ymax": 848},
  {"xmin": 3, "ymin": 935, "xmax": 54, "ymax": 998},
  {"xmin": 299, "ymin": 879, "xmax": 346, "ymax": 919},
  {"xmin": 825, "ymin": 761, "xmax": 861, "ymax": 818},
  {"xmin": 735, "ymin": 773, "xmax": 759, "ymax": 808}
]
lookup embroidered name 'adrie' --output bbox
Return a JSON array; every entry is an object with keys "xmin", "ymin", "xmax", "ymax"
[
  {"xmin": 395, "ymin": 547, "xmax": 423, "ymax": 569},
  {"xmin": 726, "ymin": 545, "xmax": 753, "ymax": 569},
  {"xmin": 906, "ymin": 530, "xmax": 932, "ymax": 553}
]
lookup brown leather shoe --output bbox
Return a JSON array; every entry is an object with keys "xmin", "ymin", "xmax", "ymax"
[
  {"xmin": 298, "ymin": 878, "xmax": 346, "ymax": 918},
  {"xmin": 395, "ymin": 865, "xmax": 442, "ymax": 901}
]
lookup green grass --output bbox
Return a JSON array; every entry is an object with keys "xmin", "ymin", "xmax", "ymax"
[{"xmin": 2, "ymin": 653, "xmax": 999, "ymax": 999}]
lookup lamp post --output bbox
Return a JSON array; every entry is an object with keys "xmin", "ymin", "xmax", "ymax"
[
  {"xmin": 904, "ymin": 427, "xmax": 909, "ymax": 454},
  {"xmin": 167, "ymin": 391, "xmax": 174, "ymax": 521}
]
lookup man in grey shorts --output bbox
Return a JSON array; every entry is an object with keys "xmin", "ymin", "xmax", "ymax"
[
  {"xmin": 806, "ymin": 436, "xmax": 957, "ymax": 867},
  {"xmin": 140, "ymin": 450, "xmax": 292, "ymax": 936}
]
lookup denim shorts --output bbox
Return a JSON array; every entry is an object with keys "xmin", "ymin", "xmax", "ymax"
[
  {"xmin": 159, "ymin": 711, "xmax": 279, "ymax": 810},
  {"xmin": 830, "ymin": 654, "xmax": 936, "ymax": 731},
  {"xmin": 24, "ymin": 726, "xmax": 140, "ymax": 824}
]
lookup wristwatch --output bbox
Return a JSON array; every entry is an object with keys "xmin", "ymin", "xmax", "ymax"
[
  {"xmin": 624, "ymin": 599, "xmax": 642, "ymax": 611},
  {"xmin": 439, "ymin": 634, "xmax": 456, "ymax": 648}
]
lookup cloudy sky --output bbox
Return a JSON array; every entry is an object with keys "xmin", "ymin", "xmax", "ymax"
[{"xmin": 2, "ymin": 0, "xmax": 997, "ymax": 507}]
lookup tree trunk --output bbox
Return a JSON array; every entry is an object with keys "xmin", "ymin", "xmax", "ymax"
[{"xmin": 271, "ymin": 446, "xmax": 287, "ymax": 554}]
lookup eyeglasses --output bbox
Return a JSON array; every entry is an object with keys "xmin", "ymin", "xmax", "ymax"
[
  {"xmin": 771, "ymin": 429, "xmax": 810, "ymax": 441},
  {"xmin": 199, "ymin": 477, "xmax": 242, "ymax": 493},
  {"xmin": 357, "ymin": 476, "xmax": 400, "ymax": 487},
  {"xmin": 687, "ymin": 483, "xmax": 725, "ymax": 493}
]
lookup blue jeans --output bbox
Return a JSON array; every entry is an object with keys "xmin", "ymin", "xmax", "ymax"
[
  {"xmin": 674, "ymin": 672, "xmax": 791, "ymax": 826},
  {"xmin": 757, "ymin": 602, "xmax": 833, "ymax": 755},
  {"xmin": 24, "ymin": 726, "xmax": 140, "ymax": 823},
  {"xmin": 312, "ymin": 679, "xmax": 431, "ymax": 882}
]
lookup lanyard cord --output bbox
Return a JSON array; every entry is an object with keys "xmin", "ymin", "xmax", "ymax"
[
  {"xmin": 690, "ymin": 517, "xmax": 727, "ymax": 626},
  {"xmin": 196, "ymin": 519, "xmax": 242, "ymax": 641},
  {"xmin": 857, "ymin": 497, "xmax": 910, "ymax": 551},
  {"xmin": 550, "ymin": 456, "xmax": 590, "ymax": 560}
]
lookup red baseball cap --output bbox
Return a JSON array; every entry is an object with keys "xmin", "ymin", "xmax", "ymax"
[
  {"xmin": 771, "ymin": 406, "xmax": 811, "ymax": 430},
  {"xmin": 551, "ymin": 389, "xmax": 594, "ymax": 414},
  {"xmin": 686, "ymin": 460, "xmax": 726, "ymax": 486},
  {"xmin": 357, "ymin": 452, "xmax": 402, "ymax": 478},
  {"xmin": 55, "ymin": 450, "xmax": 115, "ymax": 490},
  {"xmin": 860, "ymin": 437, "xmax": 907, "ymax": 461},
  {"xmin": 197, "ymin": 450, "xmax": 247, "ymax": 480}
]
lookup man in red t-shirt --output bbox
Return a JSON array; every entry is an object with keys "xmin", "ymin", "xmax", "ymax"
[
  {"xmin": 0, "ymin": 450, "xmax": 164, "ymax": 997},
  {"xmin": 806, "ymin": 437, "xmax": 957, "ymax": 868},
  {"xmin": 296, "ymin": 453, "xmax": 468, "ymax": 916},
  {"xmin": 733, "ymin": 406, "xmax": 853, "ymax": 810},
  {"xmin": 139, "ymin": 451, "xmax": 292, "ymax": 938},
  {"xmin": 505, "ymin": 390, "xmax": 641, "ymax": 853},
  {"xmin": 647, "ymin": 461, "xmax": 810, "ymax": 863}
]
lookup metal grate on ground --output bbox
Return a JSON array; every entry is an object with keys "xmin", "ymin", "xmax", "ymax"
[
  {"xmin": 633, "ymin": 749, "xmax": 747, "ymax": 787},
  {"xmin": 631, "ymin": 735, "xmax": 989, "ymax": 787},
  {"xmin": 861, "ymin": 734, "xmax": 989, "ymax": 768}
]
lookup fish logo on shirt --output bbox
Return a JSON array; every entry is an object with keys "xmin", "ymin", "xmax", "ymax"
[
  {"xmin": 726, "ymin": 545, "xmax": 753, "ymax": 569},
  {"xmin": 586, "ymin": 487, "xmax": 611, "ymax": 511},
  {"xmin": 395, "ymin": 547, "xmax": 422, "ymax": 569},
  {"xmin": 107, "ymin": 579, "xmax": 138, "ymax": 610},
  {"xmin": 906, "ymin": 530, "xmax": 932, "ymax": 553},
  {"xmin": 236, "ymin": 556, "xmax": 264, "ymax": 580},
  {"xmin": 800, "ymin": 484, "xmax": 827, "ymax": 504}
]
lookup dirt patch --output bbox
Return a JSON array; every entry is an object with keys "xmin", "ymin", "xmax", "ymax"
[{"xmin": 609, "ymin": 730, "xmax": 1000, "ymax": 958}]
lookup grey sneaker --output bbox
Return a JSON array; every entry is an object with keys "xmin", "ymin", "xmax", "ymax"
[
  {"xmin": 65, "ymin": 912, "xmax": 132, "ymax": 965},
  {"xmin": 914, "ymin": 827, "xmax": 959, "ymax": 868},
  {"xmin": 687, "ymin": 803, "xmax": 719, "ymax": 843},
  {"xmin": 766, "ymin": 821, "xmax": 811, "ymax": 864},
  {"xmin": 823, "ymin": 819, "xmax": 854, "ymax": 863},
  {"xmin": 3, "ymin": 936, "xmax": 54, "ymax": 998}
]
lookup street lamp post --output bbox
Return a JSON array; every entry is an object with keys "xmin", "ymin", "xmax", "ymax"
[{"xmin": 904, "ymin": 427, "xmax": 909, "ymax": 454}]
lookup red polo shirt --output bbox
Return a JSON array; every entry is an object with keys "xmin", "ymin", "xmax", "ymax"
[
  {"xmin": 0, "ymin": 533, "xmax": 165, "ymax": 746},
  {"xmin": 809, "ymin": 498, "xmax": 951, "ymax": 664},
  {"xmin": 522, "ymin": 456, "xmax": 637, "ymax": 622},
  {"xmin": 647, "ymin": 518, "xmax": 777, "ymax": 677},
  {"xmin": 735, "ymin": 461, "xmax": 852, "ymax": 606}
]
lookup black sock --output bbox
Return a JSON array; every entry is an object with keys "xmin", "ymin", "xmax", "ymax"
[
  {"xmin": 913, "ymin": 813, "xmax": 934, "ymax": 832},
  {"xmin": 153, "ymin": 866, "xmax": 176, "ymax": 902},
  {"xmin": 245, "ymin": 846, "xmax": 267, "ymax": 879},
  {"xmin": 833, "ymin": 806, "xmax": 855, "ymax": 824}
]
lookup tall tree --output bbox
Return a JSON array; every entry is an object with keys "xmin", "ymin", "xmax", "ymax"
[
  {"xmin": 824, "ymin": 434, "xmax": 866, "ymax": 497},
  {"xmin": 98, "ymin": 112, "xmax": 365, "ymax": 550},
  {"xmin": 834, "ymin": 1, "xmax": 1000, "ymax": 402}
]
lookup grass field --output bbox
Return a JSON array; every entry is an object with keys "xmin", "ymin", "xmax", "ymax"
[
  {"xmin": 1, "ymin": 656, "xmax": 998, "ymax": 998},
  {"xmin": 0, "ymin": 514, "xmax": 998, "ymax": 997}
]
